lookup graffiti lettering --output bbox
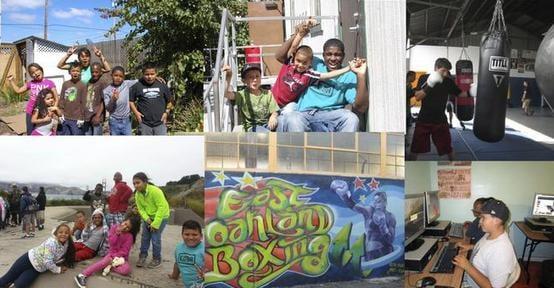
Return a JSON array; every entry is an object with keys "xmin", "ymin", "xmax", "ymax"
[{"xmin": 206, "ymin": 178, "xmax": 333, "ymax": 287}]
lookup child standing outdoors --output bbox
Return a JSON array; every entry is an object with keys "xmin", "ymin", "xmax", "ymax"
[
  {"xmin": 168, "ymin": 220, "xmax": 205, "ymax": 288},
  {"xmin": 74, "ymin": 215, "xmax": 141, "ymax": 288},
  {"xmin": 103, "ymin": 66, "xmax": 138, "ymax": 135},
  {"xmin": 84, "ymin": 62, "xmax": 108, "ymax": 135},
  {"xmin": 129, "ymin": 63, "xmax": 173, "ymax": 135},
  {"xmin": 133, "ymin": 172, "xmax": 170, "ymax": 268},
  {"xmin": 7, "ymin": 63, "xmax": 58, "ymax": 135},
  {"xmin": 0, "ymin": 223, "xmax": 75, "ymax": 287},
  {"xmin": 31, "ymin": 88, "xmax": 61, "ymax": 136},
  {"xmin": 223, "ymin": 64, "xmax": 279, "ymax": 132},
  {"xmin": 59, "ymin": 63, "xmax": 87, "ymax": 135}
]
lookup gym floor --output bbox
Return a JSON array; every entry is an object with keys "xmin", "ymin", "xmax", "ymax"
[{"xmin": 406, "ymin": 107, "xmax": 554, "ymax": 161}]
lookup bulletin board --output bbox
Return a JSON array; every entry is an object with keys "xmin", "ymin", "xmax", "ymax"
[{"xmin": 436, "ymin": 162, "xmax": 471, "ymax": 199}]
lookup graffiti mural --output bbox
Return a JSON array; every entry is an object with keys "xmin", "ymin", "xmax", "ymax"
[{"xmin": 205, "ymin": 171, "xmax": 404, "ymax": 287}]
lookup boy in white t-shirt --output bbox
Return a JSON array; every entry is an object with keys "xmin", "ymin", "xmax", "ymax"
[{"xmin": 453, "ymin": 199, "xmax": 518, "ymax": 288}]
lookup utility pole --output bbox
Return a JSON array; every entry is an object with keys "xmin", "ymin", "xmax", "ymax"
[
  {"xmin": 1, "ymin": 0, "xmax": 3, "ymax": 43},
  {"xmin": 44, "ymin": 0, "xmax": 48, "ymax": 39}
]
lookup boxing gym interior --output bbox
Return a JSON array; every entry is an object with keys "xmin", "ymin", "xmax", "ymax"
[{"xmin": 406, "ymin": 0, "xmax": 554, "ymax": 160}]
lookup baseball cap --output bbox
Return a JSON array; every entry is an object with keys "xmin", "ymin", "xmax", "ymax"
[
  {"xmin": 241, "ymin": 63, "xmax": 262, "ymax": 79},
  {"xmin": 480, "ymin": 199, "xmax": 510, "ymax": 222}
]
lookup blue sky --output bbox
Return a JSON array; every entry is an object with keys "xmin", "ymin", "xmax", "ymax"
[{"xmin": 1, "ymin": 0, "xmax": 131, "ymax": 45}]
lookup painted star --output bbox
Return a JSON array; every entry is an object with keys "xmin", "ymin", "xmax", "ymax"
[
  {"xmin": 232, "ymin": 171, "xmax": 261, "ymax": 190},
  {"xmin": 211, "ymin": 171, "xmax": 230, "ymax": 186},
  {"xmin": 368, "ymin": 178, "xmax": 380, "ymax": 191},
  {"xmin": 359, "ymin": 194, "xmax": 367, "ymax": 204},
  {"xmin": 353, "ymin": 177, "xmax": 366, "ymax": 191}
]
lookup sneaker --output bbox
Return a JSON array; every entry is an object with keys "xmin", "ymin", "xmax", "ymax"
[
  {"xmin": 74, "ymin": 274, "xmax": 87, "ymax": 288},
  {"xmin": 147, "ymin": 258, "xmax": 161, "ymax": 268},
  {"xmin": 21, "ymin": 234, "xmax": 30, "ymax": 239},
  {"xmin": 136, "ymin": 256, "xmax": 147, "ymax": 267}
]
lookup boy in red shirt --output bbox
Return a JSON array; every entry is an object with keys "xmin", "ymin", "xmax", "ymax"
[{"xmin": 106, "ymin": 172, "xmax": 133, "ymax": 227}]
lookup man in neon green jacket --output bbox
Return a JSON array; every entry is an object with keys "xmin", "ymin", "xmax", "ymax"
[{"xmin": 132, "ymin": 172, "xmax": 169, "ymax": 269}]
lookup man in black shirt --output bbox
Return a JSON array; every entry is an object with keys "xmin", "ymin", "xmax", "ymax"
[
  {"xmin": 409, "ymin": 58, "xmax": 469, "ymax": 160},
  {"xmin": 130, "ymin": 63, "xmax": 173, "ymax": 135}
]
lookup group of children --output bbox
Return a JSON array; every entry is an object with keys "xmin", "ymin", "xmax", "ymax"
[
  {"xmin": 7, "ymin": 46, "xmax": 173, "ymax": 136},
  {"xmin": 0, "ymin": 209, "xmax": 204, "ymax": 288},
  {"xmin": 224, "ymin": 19, "xmax": 364, "ymax": 132},
  {"xmin": 0, "ymin": 171, "xmax": 204, "ymax": 288}
]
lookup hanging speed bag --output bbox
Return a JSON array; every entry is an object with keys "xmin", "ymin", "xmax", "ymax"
[
  {"xmin": 535, "ymin": 25, "xmax": 554, "ymax": 106},
  {"xmin": 474, "ymin": 33, "xmax": 510, "ymax": 142}
]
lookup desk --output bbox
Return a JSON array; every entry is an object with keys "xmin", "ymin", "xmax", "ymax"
[
  {"xmin": 514, "ymin": 221, "xmax": 554, "ymax": 284},
  {"xmin": 405, "ymin": 237, "xmax": 469, "ymax": 288}
]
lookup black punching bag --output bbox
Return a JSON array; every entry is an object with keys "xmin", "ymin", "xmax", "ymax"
[
  {"xmin": 535, "ymin": 25, "xmax": 554, "ymax": 106},
  {"xmin": 474, "ymin": 0, "xmax": 510, "ymax": 142}
]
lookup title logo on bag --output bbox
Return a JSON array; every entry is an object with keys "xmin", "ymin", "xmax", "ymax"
[{"xmin": 489, "ymin": 56, "xmax": 509, "ymax": 72}]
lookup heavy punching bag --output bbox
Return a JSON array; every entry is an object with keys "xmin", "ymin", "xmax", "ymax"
[
  {"xmin": 455, "ymin": 58, "xmax": 474, "ymax": 121},
  {"xmin": 535, "ymin": 25, "xmax": 554, "ymax": 106},
  {"xmin": 474, "ymin": 0, "xmax": 510, "ymax": 142}
]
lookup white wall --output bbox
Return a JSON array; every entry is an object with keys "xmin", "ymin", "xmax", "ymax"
[
  {"xmin": 407, "ymin": 45, "xmax": 480, "ymax": 77},
  {"xmin": 284, "ymin": 0, "xmax": 340, "ymax": 56},
  {"xmin": 407, "ymin": 161, "xmax": 554, "ymax": 261},
  {"xmin": 32, "ymin": 47, "xmax": 76, "ymax": 94},
  {"xmin": 407, "ymin": 45, "xmax": 538, "ymax": 80}
]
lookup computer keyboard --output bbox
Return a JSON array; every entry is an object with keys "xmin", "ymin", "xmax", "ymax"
[
  {"xmin": 448, "ymin": 222, "xmax": 464, "ymax": 238},
  {"xmin": 430, "ymin": 242, "xmax": 459, "ymax": 273}
]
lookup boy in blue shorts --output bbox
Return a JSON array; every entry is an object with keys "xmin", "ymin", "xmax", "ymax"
[{"xmin": 168, "ymin": 220, "xmax": 204, "ymax": 287}]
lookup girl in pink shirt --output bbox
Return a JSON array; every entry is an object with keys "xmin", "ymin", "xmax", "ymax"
[
  {"xmin": 7, "ymin": 63, "xmax": 58, "ymax": 135},
  {"xmin": 74, "ymin": 216, "xmax": 141, "ymax": 287}
]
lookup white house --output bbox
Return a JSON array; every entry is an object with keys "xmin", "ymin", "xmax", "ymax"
[{"xmin": 14, "ymin": 36, "xmax": 73, "ymax": 92}]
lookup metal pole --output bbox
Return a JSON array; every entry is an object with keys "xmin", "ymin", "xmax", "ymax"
[
  {"xmin": 44, "ymin": 0, "xmax": 48, "ymax": 39},
  {"xmin": 212, "ymin": 8, "xmax": 229, "ymax": 132},
  {"xmin": 0, "ymin": 0, "xmax": 2, "ymax": 43}
]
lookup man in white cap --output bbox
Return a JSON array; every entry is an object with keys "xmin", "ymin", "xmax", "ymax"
[{"xmin": 453, "ymin": 198, "xmax": 518, "ymax": 288}]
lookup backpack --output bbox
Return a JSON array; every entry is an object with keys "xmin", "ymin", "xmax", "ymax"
[{"xmin": 26, "ymin": 197, "xmax": 39, "ymax": 212}]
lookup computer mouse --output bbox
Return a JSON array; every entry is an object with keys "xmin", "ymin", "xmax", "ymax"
[
  {"xmin": 440, "ymin": 236, "xmax": 450, "ymax": 242},
  {"xmin": 421, "ymin": 276, "xmax": 437, "ymax": 287}
]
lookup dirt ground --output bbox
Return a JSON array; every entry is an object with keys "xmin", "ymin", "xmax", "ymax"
[{"xmin": 0, "ymin": 101, "xmax": 25, "ymax": 135}]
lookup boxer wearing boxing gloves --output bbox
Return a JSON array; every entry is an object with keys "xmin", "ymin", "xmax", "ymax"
[{"xmin": 409, "ymin": 58, "xmax": 469, "ymax": 161}]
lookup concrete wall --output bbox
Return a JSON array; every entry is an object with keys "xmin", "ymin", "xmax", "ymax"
[
  {"xmin": 205, "ymin": 171, "xmax": 405, "ymax": 286},
  {"xmin": 406, "ymin": 161, "xmax": 554, "ymax": 261}
]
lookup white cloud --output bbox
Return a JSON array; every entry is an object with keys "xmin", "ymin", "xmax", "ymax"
[
  {"xmin": 2, "ymin": 0, "xmax": 44, "ymax": 11},
  {"xmin": 8, "ymin": 12, "xmax": 37, "ymax": 23},
  {"xmin": 52, "ymin": 7, "xmax": 94, "ymax": 23},
  {"xmin": 0, "ymin": 137, "xmax": 205, "ymax": 189}
]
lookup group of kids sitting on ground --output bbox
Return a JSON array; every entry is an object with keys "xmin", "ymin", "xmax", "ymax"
[
  {"xmin": 224, "ymin": 18, "xmax": 369, "ymax": 132},
  {"xmin": 7, "ymin": 46, "xmax": 173, "ymax": 136},
  {"xmin": 0, "ymin": 172, "xmax": 204, "ymax": 288}
]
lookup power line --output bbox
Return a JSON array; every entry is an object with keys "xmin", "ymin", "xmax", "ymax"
[{"xmin": 2, "ymin": 23, "xmax": 110, "ymax": 31}]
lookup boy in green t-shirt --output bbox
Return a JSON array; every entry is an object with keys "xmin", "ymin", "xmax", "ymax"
[{"xmin": 223, "ymin": 64, "xmax": 279, "ymax": 132}]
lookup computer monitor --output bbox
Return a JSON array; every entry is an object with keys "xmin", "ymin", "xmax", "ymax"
[
  {"xmin": 425, "ymin": 190, "xmax": 441, "ymax": 226},
  {"xmin": 405, "ymin": 193, "xmax": 426, "ymax": 250},
  {"xmin": 532, "ymin": 193, "xmax": 554, "ymax": 218}
]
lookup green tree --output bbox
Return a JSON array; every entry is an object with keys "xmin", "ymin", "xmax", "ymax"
[{"xmin": 97, "ymin": 0, "xmax": 248, "ymax": 132}]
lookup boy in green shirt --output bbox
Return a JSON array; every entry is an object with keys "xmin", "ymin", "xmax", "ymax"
[{"xmin": 223, "ymin": 64, "xmax": 279, "ymax": 132}]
